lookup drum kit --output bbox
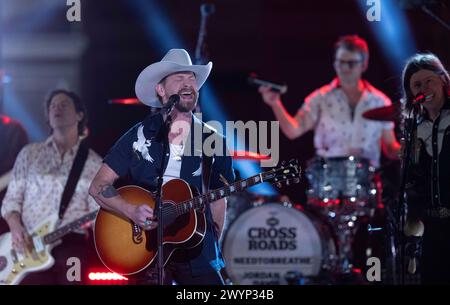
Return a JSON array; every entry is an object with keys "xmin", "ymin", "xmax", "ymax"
[{"xmin": 222, "ymin": 104, "xmax": 400, "ymax": 285}]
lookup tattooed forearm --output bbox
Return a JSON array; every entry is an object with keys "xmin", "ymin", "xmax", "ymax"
[{"xmin": 99, "ymin": 184, "xmax": 119, "ymax": 198}]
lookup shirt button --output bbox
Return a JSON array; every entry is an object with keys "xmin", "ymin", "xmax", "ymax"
[
  {"xmin": 435, "ymin": 195, "xmax": 439, "ymax": 198},
  {"xmin": 166, "ymin": 153, "xmax": 169, "ymax": 156},
  {"xmin": 434, "ymin": 160, "xmax": 437, "ymax": 163}
]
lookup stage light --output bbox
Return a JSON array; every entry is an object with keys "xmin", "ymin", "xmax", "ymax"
[{"xmin": 88, "ymin": 272, "xmax": 128, "ymax": 283}]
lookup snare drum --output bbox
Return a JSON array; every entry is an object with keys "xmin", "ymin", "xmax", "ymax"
[{"xmin": 222, "ymin": 204, "xmax": 336, "ymax": 285}]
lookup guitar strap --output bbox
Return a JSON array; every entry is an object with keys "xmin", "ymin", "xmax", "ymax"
[
  {"xmin": 58, "ymin": 141, "xmax": 89, "ymax": 220},
  {"xmin": 200, "ymin": 121, "xmax": 213, "ymax": 194},
  {"xmin": 201, "ymin": 154, "xmax": 213, "ymax": 194}
]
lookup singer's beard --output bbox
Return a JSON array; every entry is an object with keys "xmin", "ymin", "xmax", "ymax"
[{"xmin": 175, "ymin": 90, "xmax": 198, "ymax": 112}]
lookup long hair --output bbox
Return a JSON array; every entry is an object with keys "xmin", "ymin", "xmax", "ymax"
[
  {"xmin": 45, "ymin": 89, "xmax": 87, "ymax": 136},
  {"xmin": 401, "ymin": 53, "xmax": 450, "ymax": 114}
]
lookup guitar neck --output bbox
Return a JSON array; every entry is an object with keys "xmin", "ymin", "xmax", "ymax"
[
  {"xmin": 174, "ymin": 173, "xmax": 266, "ymax": 216},
  {"xmin": 43, "ymin": 211, "xmax": 98, "ymax": 244}
]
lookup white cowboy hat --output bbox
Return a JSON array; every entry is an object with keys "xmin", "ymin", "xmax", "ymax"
[{"xmin": 135, "ymin": 49, "xmax": 212, "ymax": 108}]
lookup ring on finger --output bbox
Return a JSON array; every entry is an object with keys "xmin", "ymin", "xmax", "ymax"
[{"xmin": 144, "ymin": 219, "xmax": 152, "ymax": 227}]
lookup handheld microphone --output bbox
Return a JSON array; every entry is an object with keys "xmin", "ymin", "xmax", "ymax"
[
  {"xmin": 248, "ymin": 75, "xmax": 288, "ymax": 94},
  {"xmin": 412, "ymin": 92, "xmax": 433, "ymax": 105}
]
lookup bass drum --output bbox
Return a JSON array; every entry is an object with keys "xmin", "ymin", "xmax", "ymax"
[{"xmin": 222, "ymin": 204, "xmax": 336, "ymax": 285}]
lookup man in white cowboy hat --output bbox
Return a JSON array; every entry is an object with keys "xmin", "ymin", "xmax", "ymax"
[{"xmin": 89, "ymin": 49, "xmax": 235, "ymax": 285}]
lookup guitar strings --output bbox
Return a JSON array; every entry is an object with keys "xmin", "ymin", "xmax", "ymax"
[{"xmin": 160, "ymin": 177, "xmax": 257, "ymax": 217}]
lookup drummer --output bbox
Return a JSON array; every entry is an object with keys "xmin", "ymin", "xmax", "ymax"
[{"xmin": 259, "ymin": 35, "xmax": 401, "ymax": 167}]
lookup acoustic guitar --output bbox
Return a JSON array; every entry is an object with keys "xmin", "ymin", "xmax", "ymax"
[{"xmin": 94, "ymin": 159, "xmax": 301, "ymax": 275}]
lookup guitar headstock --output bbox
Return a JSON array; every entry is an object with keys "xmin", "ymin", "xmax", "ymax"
[{"xmin": 262, "ymin": 159, "xmax": 301, "ymax": 188}]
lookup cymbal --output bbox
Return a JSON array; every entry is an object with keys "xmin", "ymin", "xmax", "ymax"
[
  {"xmin": 230, "ymin": 150, "xmax": 270, "ymax": 160},
  {"xmin": 108, "ymin": 98, "xmax": 143, "ymax": 106},
  {"xmin": 362, "ymin": 105, "xmax": 399, "ymax": 121}
]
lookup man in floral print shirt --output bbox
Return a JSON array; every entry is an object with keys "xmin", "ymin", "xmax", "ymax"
[{"xmin": 1, "ymin": 90, "xmax": 102, "ymax": 284}]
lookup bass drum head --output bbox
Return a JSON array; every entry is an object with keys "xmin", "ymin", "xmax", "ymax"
[{"xmin": 223, "ymin": 204, "xmax": 330, "ymax": 285}]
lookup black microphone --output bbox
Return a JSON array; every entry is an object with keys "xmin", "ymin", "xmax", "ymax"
[
  {"xmin": 248, "ymin": 75, "xmax": 288, "ymax": 94},
  {"xmin": 200, "ymin": 3, "xmax": 215, "ymax": 16},
  {"xmin": 163, "ymin": 94, "xmax": 180, "ymax": 112},
  {"xmin": 412, "ymin": 92, "xmax": 433, "ymax": 105},
  {"xmin": 157, "ymin": 94, "xmax": 180, "ymax": 141}
]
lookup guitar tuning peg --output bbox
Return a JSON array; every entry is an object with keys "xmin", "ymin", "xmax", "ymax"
[
  {"xmin": 286, "ymin": 180, "xmax": 290, "ymax": 186},
  {"xmin": 276, "ymin": 182, "xmax": 282, "ymax": 188}
]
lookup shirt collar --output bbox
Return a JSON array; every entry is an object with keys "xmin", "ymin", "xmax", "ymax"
[
  {"xmin": 142, "ymin": 111, "xmax": 202, "ymax": 148},
  {"xmin": 45, "ymin": 136, "xmax": 82, "ymax": 157},
  {"xmin": 330, "ymin": 77, "xmax": 373, "ymax": 93}
]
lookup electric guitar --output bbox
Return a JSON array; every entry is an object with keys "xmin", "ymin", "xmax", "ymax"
[
  {"xmin": 94, "ymin": 159, "xmax": 301, "ymax": 275},
  {"xmin": 0, "ymin": 211, "xmax": 97, "ymax": 285}
]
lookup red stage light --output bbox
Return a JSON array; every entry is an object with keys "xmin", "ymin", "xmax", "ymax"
[{"xmin": 88, "ymin": 272, "xmax": 128, "ymax": 282}]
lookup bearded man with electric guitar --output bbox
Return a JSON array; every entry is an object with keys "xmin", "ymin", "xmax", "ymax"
[{"xmin": 0, "ymin": 90, "xmax": 102, "ymax": 285}]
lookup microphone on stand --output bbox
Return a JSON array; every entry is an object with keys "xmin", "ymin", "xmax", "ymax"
[
  {"xmin": 162, "ymin": 94, "xmax": 180, "ymax": 115},
  {"xmin": 412, "ymin": 92, "xmax": 433, "ymax": 105},
  {"xmin": 404, "ymin": 219, "xmax": 424, "ymax": 274},
  {"xmin": 248, "ymin": 74, "xmax": 288, "ymax": 94},
  {"xmin": 157, "ymin": 95, "xmax": 180, "ymax": 142},
  {"xmin": 200, "ymin": 3, "xmax": 215, "ymax": 17}
]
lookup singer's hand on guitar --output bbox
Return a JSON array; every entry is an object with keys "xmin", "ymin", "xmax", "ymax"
[
  {"xmin": 127, "ymin": 204, "xmax": 158, "ymax": 230},
  {"xmin": 259, "ymin": 86, "xmax": 281, "ymax": 107}
]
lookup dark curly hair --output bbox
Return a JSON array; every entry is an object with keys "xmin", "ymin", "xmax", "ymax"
[{"xmin": 44, "ymin": 89, "xmax": 87, "ymax": 136}]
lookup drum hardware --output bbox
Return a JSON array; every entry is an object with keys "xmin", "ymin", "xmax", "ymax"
[
  {"xmin": 305, "ymin": 156, "xmax": 384, "ymax": 278},
  {"xmin": 367, "ymin": 224, "xmax": 383, "ymax": 232},
  {"xmin": 362, "ymin": 104, "xmax": 399, "ymax": 122},
  {"xmin": 284, "ymin": 270, "xmax": 305, "ymax": 285}
]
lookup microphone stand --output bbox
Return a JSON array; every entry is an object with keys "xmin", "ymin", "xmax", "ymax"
[
  {"xmin": 421, "ymin": 5, "xmax": 450, "ymax": 32},
  {"xmin": 396, "ymin": 104, "xmax": 419, "ymax": 285},
  {"xmin": 154, "ymin": 104, "xmax": 175, "ymax": 285},
  {"xmin": 195, "ymin": 3, "xmax": 215, "ymax": 66},
  {"xmin": 194, "ymin": 3, "xmax": 215, "ymax": 113}
]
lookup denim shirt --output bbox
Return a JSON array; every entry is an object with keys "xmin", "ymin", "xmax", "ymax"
[{"xmin": 104, "ymin": 112, "xmax": 235, "ymax": 275}]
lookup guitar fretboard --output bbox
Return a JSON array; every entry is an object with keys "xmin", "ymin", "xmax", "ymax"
[
  {"xmin": 43, "ymin": 211, "xmax": 98, "ymax": 244},
  {"xmin": 169, "ymin": 173, "xmax": 266, "ymax": 217}
]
